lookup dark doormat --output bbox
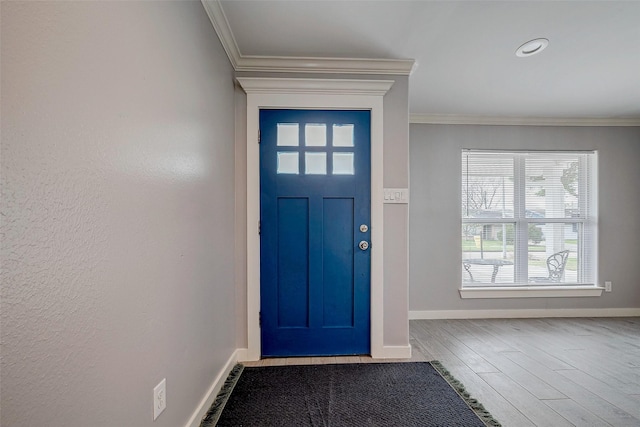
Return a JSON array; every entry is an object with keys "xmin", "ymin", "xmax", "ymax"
[{"xmin": 201, "ymin": 361, "xmax": 501, "ymax": 427}]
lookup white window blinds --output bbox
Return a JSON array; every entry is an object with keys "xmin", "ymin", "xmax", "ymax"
[{"xmin": 462, "ymin": 150, "xmax": 597, "ymax": 286}]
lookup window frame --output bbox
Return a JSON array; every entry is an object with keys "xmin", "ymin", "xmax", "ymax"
[{"xmin": 460, "ymin": 150, "xmax": 601, "ymax": 297}]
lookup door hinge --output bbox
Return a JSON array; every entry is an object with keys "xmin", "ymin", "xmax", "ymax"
[
  {"xmin": 258, "ymin": 130, "xmax": 261, "ymax": 144},
  {"xmin": 258, "ymin": 220, "xmax": 261, "ymax": 235},
  {"xmin": 259, "ymin": 311, "xmax": 262, "ymax": 327}
]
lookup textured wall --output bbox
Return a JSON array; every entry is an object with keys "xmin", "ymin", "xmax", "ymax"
[
  {"xmin": 409, "ymin": 124, "xmax": 640, "ymax": 312},
  {"xmin": 1, "ymin": 2, "xmax": 236, "ymax": 426}
]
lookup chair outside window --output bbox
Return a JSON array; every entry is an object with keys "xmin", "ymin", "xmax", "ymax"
[
  {"xmin": 530, "ymin": 250, "xmax": 570, "ymax": 283},
  {"xmin": 463, "ymin": 262, "xmax": 474, "ymax": 282}
]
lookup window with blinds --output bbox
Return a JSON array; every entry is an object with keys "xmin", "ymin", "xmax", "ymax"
[{"xmin": 461, "ymin": 150, "xmax": 597, "ymax": 287}]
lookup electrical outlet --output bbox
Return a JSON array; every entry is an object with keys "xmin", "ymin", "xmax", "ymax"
[
  {"xmin": 605, "ymin": 281, "xmax": 612, "ymax": 292},
  {"xmin": 153, "ymin": 378, "xmax": 166, "ymax": 420}
]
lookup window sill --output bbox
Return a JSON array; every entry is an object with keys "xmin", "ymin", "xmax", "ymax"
[{"xmin": 459, "ymin": 285, "xmax": 604, "ymax": 299}]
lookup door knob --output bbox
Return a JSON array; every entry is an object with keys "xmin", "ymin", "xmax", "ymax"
[{"xmin": 359, "ymin": 241, "xmax": 369, "ymax": 251}]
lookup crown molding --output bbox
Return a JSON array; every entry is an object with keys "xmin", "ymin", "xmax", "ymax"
[
  {"xmin": 202, "ymin": 0, "xmax": 414, "ymax": 76},
  {"xmin": 201, "ymin": 0, "xmax": 241, "ymax": 68},
  {"xmin": 410, "ymin": 114, "xmax": 640, "ymax": 127},
  {"xmin": 236, "ymin": 78, "xmax": 394, "ymax": 96},
  {"xmin": 235, "ymin": 56, "xmax": 414, "ymax": 75}
]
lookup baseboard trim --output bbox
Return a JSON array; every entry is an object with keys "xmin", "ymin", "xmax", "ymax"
[
  {"xmin": 409, "ymin": 308, "xmax": 640, "ymax": 320},
  {"xmin": 184, "ymin": 349, "xmax": 240, "ymax": 427},
  {"xmin": 375, "ymin": 345, "xmax": 412, "ymax": 359},
  {"xmin": 235, "ymin": 348, "xmax": 251, "ymax": 362}
]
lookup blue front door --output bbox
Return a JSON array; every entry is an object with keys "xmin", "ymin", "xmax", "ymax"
[{"xmin": 260, "ymin": 109, "xmax": 371, "ymax": 357}]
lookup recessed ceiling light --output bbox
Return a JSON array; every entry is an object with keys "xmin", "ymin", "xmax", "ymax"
[{"xmin": 516, "ymin": 38, "xmax": 549, "ymax": 57}]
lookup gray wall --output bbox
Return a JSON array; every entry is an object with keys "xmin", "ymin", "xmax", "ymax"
[
  {"xmin": 382, "ymin": 76, "xmax": 410, "ymax": 346},
  {"xmin": 409, "ymin": 124, "xmax": 640, "ymax": 312},
  {"xmin": 234, "ymin": 72, "xmax": 410, "ymax": 349},
  {"xmin": 1, "ymin": 2, "xmax": 236, "ymax": 426}
]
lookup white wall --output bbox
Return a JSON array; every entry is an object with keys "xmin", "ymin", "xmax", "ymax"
[
  {"xmin": 1, "ymin": 2, "xmax": 236, "ymax": 426},
  {"xmin": 409, "ymin": 124, "xmax": 640, "ymax": 312}
]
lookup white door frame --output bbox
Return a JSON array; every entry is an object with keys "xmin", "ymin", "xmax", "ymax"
[{"xmin": 237, "ymin": 77, "xmax": 393, "ymax": 361}]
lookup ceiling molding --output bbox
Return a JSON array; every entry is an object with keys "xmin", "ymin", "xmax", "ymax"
[
  {"xmin": 410, "ymin": 114, "xmax": 640, "ymax": 127},
  {"xmin": 236, "ymin": 78, "xmax": 394, "ymax": 96},
  {"xmin": 201, "ymin": 0, "xmax": 241, "ymax": 68},
  {"xmin": 202, "ymin": 0, "xmax": 414, "ymax": 76},
  {"xmin": 235, "ymin": 56, "xmax": 414, "ymax": 75}
]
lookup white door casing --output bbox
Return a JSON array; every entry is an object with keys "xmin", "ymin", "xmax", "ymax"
[{"xmin": 237, "ymin": 78, "xmax": 393, "ymax": 361}]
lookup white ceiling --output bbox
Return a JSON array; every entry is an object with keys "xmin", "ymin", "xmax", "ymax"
[{"xmin": 216, "ymin": 1, "xmax": 640, "ymax": 121}]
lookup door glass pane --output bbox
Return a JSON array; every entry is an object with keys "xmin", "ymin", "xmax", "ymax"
[
  {"xmin": 333, "ymin": 124, "xmax": 354, "ymax": 147},
  {"xmin": 305, "ymin": 152, "xmax": 326, "ymax": 175},
  {"xmin": 277, "ymin": 123, "xmax": 299, "ymax": 146},
  {"xmin": 277, "ymin": 152, "xmax": 299, "ymax": 174},
  {"xmin": 333, "ymin": 152, "xmax": 354, "ymax": 175},
  {"xmin": 305, "ymin": 124, "xmax": 326, "ymax": 146}
]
